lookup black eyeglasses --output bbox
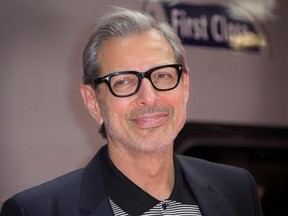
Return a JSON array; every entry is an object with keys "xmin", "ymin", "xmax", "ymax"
[{"xmin": 94, "ymin": 64, "xmax": 184, "ymax": 97}]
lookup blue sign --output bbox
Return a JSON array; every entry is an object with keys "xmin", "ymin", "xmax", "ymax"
[{"xmin": 144, "ymin": 1, "xmax": 266, "ymax": 52}]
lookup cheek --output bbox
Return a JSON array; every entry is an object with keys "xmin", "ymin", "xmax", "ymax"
[
  {"xmin": 100, "ymin": 97, "xmax": 129, "ymax": 124},
  {"xmin": 169, "ymin": 91, "xmax": 188, "ymax": 121}
]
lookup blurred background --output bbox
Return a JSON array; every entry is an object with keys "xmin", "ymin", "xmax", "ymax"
[{"xmin": 0, "ymin": 0, "xmax": 287, "ymax": 215}]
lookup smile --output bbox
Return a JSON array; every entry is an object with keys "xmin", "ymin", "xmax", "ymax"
[{"xmin": 131, "ymin": 113, "xmax": 169, "ymax": 129}]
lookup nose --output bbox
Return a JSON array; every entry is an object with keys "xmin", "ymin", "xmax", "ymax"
[{"xmin": 135, "ymin": 78, "xmax": 158, "ymax": 107}]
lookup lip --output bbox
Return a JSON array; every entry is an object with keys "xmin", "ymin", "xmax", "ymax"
[{"xmin": 131, "ymin": 112, "xmax": 169, "ymax": 129}]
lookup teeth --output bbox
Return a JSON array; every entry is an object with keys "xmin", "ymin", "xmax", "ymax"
[{"xmin": 145, "ymin": 118, "xmax": 155, "ymax": 121}]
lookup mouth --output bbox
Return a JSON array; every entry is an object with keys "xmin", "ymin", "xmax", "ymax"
[{"xmin": 131, "ymin": 112, "xmax": 169, "ymax": 129}]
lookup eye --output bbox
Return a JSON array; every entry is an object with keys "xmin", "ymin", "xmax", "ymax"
[
  {"xmin": 152, "ymin": 69, "xmax": 177, "ymax": 82},
  {"xmin": 114, "ymin": 79, "xmax": 129, "ymax": 86},
  {"xmin": 155, "ymin": 73, "xmax": 173, "ymax": 80},
  {"xmin": 111, "ymin": 74, "xmax": 138, "ymax": 89}
]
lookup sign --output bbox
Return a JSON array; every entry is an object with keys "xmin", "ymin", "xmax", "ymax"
[{"xmin": 144, "ymin": 1, "xmax": 267, "ymax": 52}]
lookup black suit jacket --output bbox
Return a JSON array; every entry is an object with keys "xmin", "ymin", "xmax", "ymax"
[{"xmin": 1, "ymin": 145, "xmax": 263, "ymax": 216}]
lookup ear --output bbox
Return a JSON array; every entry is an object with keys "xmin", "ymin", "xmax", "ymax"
[
  {"xmin": 182, "ymin": 71, "xmax": 190, "ymax": 103},
  {"xmin": 80, "ymin": 84, "xmax": 104, "ymax": 125}
]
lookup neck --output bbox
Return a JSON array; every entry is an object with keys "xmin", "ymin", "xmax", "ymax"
[{"xmin": 108, "ymin": 144, "xmax": 175, "ymax": 200}]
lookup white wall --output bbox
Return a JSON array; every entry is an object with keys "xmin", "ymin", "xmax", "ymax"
[{"xmin": 0, "ymin": 0, "xmax": 287, "ymax": 207}]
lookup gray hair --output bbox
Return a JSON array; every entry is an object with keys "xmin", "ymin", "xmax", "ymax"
[{"xmin": 82, "ymin": 7, "xmax": 188, "ymax": 86}]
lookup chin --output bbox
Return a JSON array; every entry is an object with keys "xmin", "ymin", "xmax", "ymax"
[{"xmin": 130, "ymin": 138, "xmax": 174, "ymax": 155}]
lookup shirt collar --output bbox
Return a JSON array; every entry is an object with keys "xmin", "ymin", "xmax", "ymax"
[{"xmin": 100, "ymin": 147, "xmax": 195, "ymax": 216}]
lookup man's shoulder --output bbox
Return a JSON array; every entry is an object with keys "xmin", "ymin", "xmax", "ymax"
[
  {"xmin": 175, "ymin": 155, "xmax": 262, "ymax": 216},
  {"xmin": 12, "ymin": 169, "xmax": 83, "ymax": 205},
  {"xmin": 176, "ymin": 154, "xmax": 249, "ymax": 179},
  {"xmin": 177, "ymin": 154, "xmax": 241, "ymax": 169},
  {"xmin": 1, "ymin": 169, "xmax": 86, "ymax": 216},
  {"xmin": 176, "ymin": 154, "xmax": 257, "ymax": 194}
]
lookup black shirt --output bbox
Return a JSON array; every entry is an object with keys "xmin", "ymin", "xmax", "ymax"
[{"xmin": 100, "ymin": 147, "xmax": 202, "ymax": 216}]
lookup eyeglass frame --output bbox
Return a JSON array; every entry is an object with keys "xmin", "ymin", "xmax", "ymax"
[{"xmin": 93, "ymin": 64, "xmax": 184, "ymax": 97}]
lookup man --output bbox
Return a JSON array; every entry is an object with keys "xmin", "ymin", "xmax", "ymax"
[{"xmin": 1, "ymin": 7, "xmax": 263, "ymax": 216}]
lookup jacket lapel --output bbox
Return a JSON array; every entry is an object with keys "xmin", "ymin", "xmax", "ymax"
[
  {"xmin": 79, "ymin": 147, "xmax": 235, "ymax": 216},
  {"xmin": 79, "ymin": 145, "xmax": 114, "ymax": 216},
  {"xmin": 177, "ymin": 155, "xmax": 234, "ymax": 216},
  {"xmin": 88, "ymin": 199, "xmax": 114, "ymax": 216}
]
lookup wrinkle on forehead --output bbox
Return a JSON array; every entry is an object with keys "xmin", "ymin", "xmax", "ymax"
[{"xmin": 98, "ymin": 29, "xmax": 176, "ymax": 75}]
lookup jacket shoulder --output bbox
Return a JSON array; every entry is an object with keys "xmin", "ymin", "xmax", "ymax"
[
  {"xmin": 176, "ymin": 154, "xmax": 257, "ymax": 194},
  {"xmin": 1, "ymin": 169, "xmax": 83, "ymax": 216},
  {"xmin": 176, "ymin": 154, "xmax": 263, "ymax": 215},
  {"xmin": 177, "ymin": 154, "xmax": 246, "ymax": 175},
  {"xmin": 17, "ymin": 169, "xmax": 83, "ymax": 200}
]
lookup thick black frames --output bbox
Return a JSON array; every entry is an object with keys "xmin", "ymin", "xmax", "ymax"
[{"xmin": 94, "ymin": 64, "xmax": 184, "ymax": 97}]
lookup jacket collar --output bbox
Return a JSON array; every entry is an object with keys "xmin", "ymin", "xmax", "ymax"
[
  {"xmin": 79, "ymin": 145, "xmax": 234, "ymax": 216},
  {"xmin": 79, "ymin": 145, "xmax": 114, "ymax": 216},
  {"xmin": 177, "ymin": 155, "xmax": 234, "ymax": 216}
]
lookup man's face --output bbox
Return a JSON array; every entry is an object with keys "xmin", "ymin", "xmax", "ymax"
[{"xmin": 84, "ymin": 29, "xmax": 189, "ymax": 154}]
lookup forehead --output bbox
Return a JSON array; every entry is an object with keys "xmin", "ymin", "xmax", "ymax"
[{"xmin": 98, "ymin": 29, "xmax": 176, "ymax": 75}]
